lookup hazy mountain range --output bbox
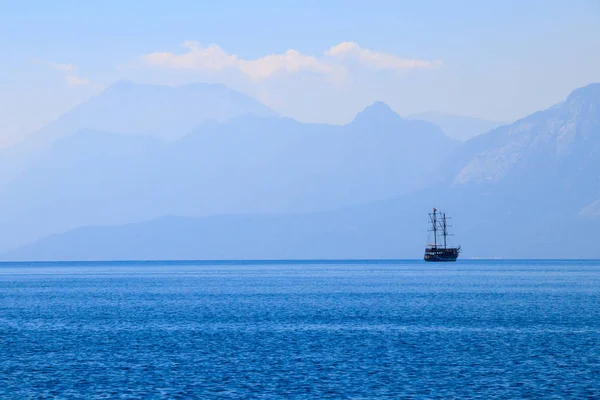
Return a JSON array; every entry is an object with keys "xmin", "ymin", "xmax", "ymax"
[
  {"xmin": 0, "ymin": 83, "xmax": 458, "ymax": 253},
  {"xmin": 2, "ymin": 82, "xmax": 600, "ymax": 260},
  {"xmin": 0, "ymin": 81, "xmax": 276, "ymax": 187}
]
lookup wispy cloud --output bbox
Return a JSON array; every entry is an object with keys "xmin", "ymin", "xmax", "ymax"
[
  {"xmin": 139, "ymin": 41, "xmax": 441, "ymax": 81},
  {"xmin": 34, "ymin": 58, "xmax": 95, "ymax": 88},
  {"xmin": 66, "ymin": 75, "xmax": 90, "ymax": 86},
  {"xmin": 33, "ymin": 58, "xmax": 77, "ymax": 72},
  {"xmin": 47, "ymin": 62, "xmax": 77, "ymax": 72},
  {"xmin": 325, "ymin": 42, "xmax": 443, "ymax": 70}
]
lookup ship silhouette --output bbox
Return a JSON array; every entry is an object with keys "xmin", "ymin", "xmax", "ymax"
[{"xmin": 424, "ymin": 208, "xmax": 461, "ymax": 262}]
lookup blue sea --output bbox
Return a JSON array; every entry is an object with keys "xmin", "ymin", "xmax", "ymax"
[{"xmin": 1, "ymin": 260, "xmax": 599, "ymax": 398}]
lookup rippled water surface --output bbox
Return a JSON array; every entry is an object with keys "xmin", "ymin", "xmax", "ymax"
[{"xmin": 1, "ymin": 260, "xmax": 600, "ymax": 398}]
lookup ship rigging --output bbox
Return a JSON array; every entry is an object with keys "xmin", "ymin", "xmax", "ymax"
[{"xmin": 424, "ymin": 208, "xmax": 461, "ymax": 262}]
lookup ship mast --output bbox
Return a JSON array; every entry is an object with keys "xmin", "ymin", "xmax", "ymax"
[
  {"xmin": 442, "ymin": 213, "xmax": 447, "ymax": 249},
  {"xmin": 432, "ymin": 208, "xmax": 437, "ymax": 247}
]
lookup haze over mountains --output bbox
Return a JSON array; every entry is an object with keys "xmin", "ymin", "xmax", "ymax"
[
  {"xmin": 0, "ymin": 81, "xmax": 276, "ymax": 186},
  {"xmin": 0, "ymin": 83, "xmax": 458, "ymax": 253},
  {"xmin": 408, "ymin": 111, "xmax": 503, "ymax": 141},
  {"xmin": 2, "ymin": 82, "xmax": 600, "ymax": 260}
]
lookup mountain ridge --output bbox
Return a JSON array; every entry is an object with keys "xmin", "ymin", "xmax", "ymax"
[
  {"xmin": 5, "ymin": 82, "xmax": 599, "ymax": 260},
  {"xmin": 0, "ymin": 81, "xmax": 277, "ymax": 187},
  {"xmin": 0, "ymin": 99, "xmax": 458, "ymax": 252}
]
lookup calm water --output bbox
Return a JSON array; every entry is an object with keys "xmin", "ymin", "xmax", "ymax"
[{"xmin": 1, "ymin": 260, "xmax": 599, "ymax": 398}]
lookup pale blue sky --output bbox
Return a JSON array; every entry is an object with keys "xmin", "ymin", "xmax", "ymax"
[{"xmin": 1, "ymin": 0, "xmax": 599, "ymax": 146}]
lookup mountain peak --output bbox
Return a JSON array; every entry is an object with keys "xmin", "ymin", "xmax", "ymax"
[
  {"xmin": 565, "ymin": 82, "xmax": 600, "ymax": 105},
  {"xmin": 362, "ymin": 101, "xmax": 397, "ymax": 115},
  {"xmin": 351, "ymin": 101, "xmax": 402, "ymax": 125}
]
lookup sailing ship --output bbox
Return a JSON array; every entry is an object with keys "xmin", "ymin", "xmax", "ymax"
[{"xmin": 424, "ymin": 208, "xmax": 461, "ymax": 262}]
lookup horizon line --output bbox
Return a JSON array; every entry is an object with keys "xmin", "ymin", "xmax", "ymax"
[{"xmin": 1, "ymin": 258, "xmax": 599, "ymax": 266}]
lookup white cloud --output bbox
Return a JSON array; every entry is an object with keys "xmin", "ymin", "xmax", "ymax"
[
  {"xmin": 143, "ymin": 41, "xmax": 333, "ymax": 81},
  {"xmin": 237, "ymin": 49, "xmax": 333, "ymax": 80},
  {"xmin": 140, "ymin": 41, "xmax": 440, "ymax": 80},
  {"xmin": 143, "ymin": 41, "xmax": 237, "ymax": 72},
  {"xmin": 66, "ymin": 75, "xmax": 90, "ymax": 86},
  {"xmin": 326, "ymin": 41, "xmax": 443, "ymax": 70}
]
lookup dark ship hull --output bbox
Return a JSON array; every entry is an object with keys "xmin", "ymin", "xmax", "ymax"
[{"xmin": 424, "ymin": 247, "xmax": 460, "ymax": 262}]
